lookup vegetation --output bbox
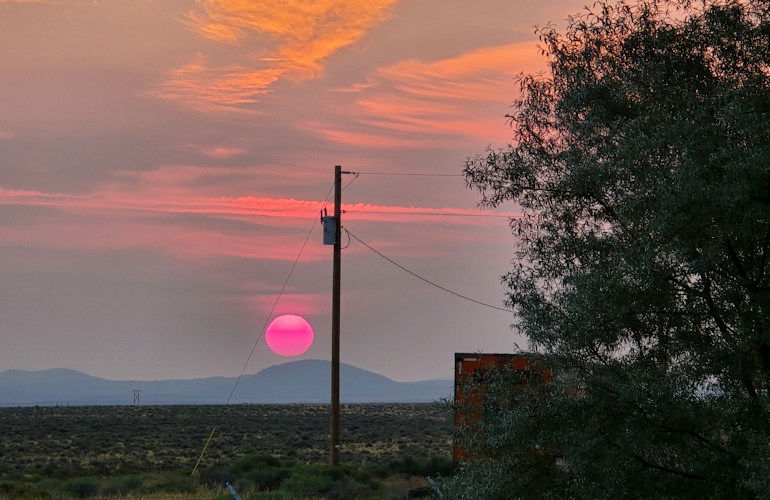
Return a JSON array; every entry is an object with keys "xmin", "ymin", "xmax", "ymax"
[
  {"xmin": 0, "ymin": 472, "xmax": 201, "ymax": 499},
  {"xmin": 0, "ymin": 453, "xmax": 450, "ymax": 499},
  {"xmin": 0, "ymin": 403, "xmax": 451, "ymax": 480},
  {"xmin": 446, "ymin": 0, "xmax": 770, "ymax": 497}
]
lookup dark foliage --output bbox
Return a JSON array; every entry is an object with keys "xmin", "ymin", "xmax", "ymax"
[{"xmin": 447, "ymin": 0, "xmax": 770, "ymax": 497}]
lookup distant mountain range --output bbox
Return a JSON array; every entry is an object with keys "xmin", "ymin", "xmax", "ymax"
[{"xmin": 0, "ymin": 360, "xmax": 452, "ymax": 406}]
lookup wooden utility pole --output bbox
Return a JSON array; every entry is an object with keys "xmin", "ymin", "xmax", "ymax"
[{"xmin": 331, "ymin": 165, "xmax": 342, "ymax": 465}]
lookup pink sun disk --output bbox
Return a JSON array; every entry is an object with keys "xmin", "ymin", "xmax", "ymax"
[{"xmin": 265, "ymin": 314, "xmax": 314, "ymax": 357}]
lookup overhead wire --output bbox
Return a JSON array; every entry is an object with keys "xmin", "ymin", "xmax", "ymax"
[
  {"xmin": 226, "ymin": 173, "xmax": 356, "ymax": 403},
  {"xmin": 324, "ymin": 172, "xmax": 359, "ymax": 205},
  {"xmin": 223, "ymin": 216, "xmax": 317, "ymax": 404},
  {"xmin": 225, "ymin": 180, "xmax": 335, "ymax": 405},
  {"xmin": 195, "ymin": 169, "xmax": 503, "ymax": 474},
  {"xmin": 340, "ymin": 172, "xmax": 360, "ymax": 193},
  {"xmin": 355, "ymin": 171, "xmax": 463, "ymax": 177},
  {"xmin": 344, "ymin": 210, "xmax": 514, "ymax": 219},
  {"xmin": 192, "ymin": 181, "xmax": 335, "ymax": 478},
  {"xmin": 344, "ymin": 228, "xmax": 513, "ymax": 313},
  {"xmin": 340, "ymin": 228, "xmax": 351, "ymax": 249}
]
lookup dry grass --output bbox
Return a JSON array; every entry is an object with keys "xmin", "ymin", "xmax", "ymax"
[{"xmin": 0, "ymin": 403, "xmax": 452, "ymax": 479}]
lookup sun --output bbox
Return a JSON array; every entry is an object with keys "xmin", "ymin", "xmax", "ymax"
[{"xmin": 265, "ymin": 314, "xmax": 314, "ymax": 356}]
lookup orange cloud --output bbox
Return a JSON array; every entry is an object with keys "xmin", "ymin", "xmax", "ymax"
[
  {"xmin": 150, "ymin": 54, "xmax": 284, "ymax": 105},
  {"xmin": 308, "ymin": 126, "xmax": 430, "ymax": 149},
  {"xmin": 312, "ymin": 42, "xmax": 547, "ymax": 148},
  {"xmin": 150, "ymin": 0, "xmax": 399, "ymax": 106},
  {"xmin": 200, "ymin": 146, "xmax": 246, "ymax": 159}
]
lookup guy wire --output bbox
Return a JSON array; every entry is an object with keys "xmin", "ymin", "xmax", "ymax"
[{"xmin": 192, "ymin": 181, "xmax": 335, "ymax": 477}]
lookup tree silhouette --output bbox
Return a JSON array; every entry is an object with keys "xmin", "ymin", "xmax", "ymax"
[{"xmin": 447, "ymin": 0, "xmax": 770, "ymax": 497}]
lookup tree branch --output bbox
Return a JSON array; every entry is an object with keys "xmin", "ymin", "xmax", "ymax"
[
  {"xmin": 642, "ymin": 416, "xmax": 735, "ymax": 457},
  {"xmin": 701, "ymin": 274, "xmax": 736, "ymax": 341},
  {"xmin": 756, "ymin": 228, "xmax": 770, "ymax": 288},
  {"xmin": 724, "ymin": 239, "xmax": 749, "ymax": 282},
  {"xmin": 701, "ymin": 274, "xmax": 758, "ymax": 398},
  {"xmin": 607, "ymin": 440, "xmax": 708, "ymax": 481}
]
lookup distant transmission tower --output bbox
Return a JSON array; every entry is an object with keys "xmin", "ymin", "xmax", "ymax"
[{"xmin": 133, "ymin": 389, "xmax": 142, "ymax": 405}]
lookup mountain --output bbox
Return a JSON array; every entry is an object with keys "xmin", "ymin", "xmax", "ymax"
[{"xmin": 0, "ymin": 361, "xmax": 452, "ymax": 406}]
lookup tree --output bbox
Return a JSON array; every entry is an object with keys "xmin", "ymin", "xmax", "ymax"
[{"xmin": 444, "ymin": 0, "xmax": 770, "ymax": 497}]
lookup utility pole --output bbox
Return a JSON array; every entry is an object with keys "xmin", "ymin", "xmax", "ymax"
[
  {"xmin": 321, "ymin": 165, "xmax": 351, "ymax": 465},
  {"xmin": 331, "ymin": 164, "xmax": 342, "ymax": 466}
]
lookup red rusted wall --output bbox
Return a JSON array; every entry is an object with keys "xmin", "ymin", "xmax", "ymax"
[{"xmin": 453, "ymin": 353, "xmax": 553, "ymax": 463}]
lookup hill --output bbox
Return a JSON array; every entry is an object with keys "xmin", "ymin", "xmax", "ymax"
[{"xmin": 0, "ymin": 360, "xmax": 451, "ymax": 406}]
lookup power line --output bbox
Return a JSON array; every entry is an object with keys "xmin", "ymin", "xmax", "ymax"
[
  {"xmin": 225, "ymin": 181, "xmax": 335, "ymax": 405},
  {"xmin": 344, "ymin": 228, "xmax": 513, "ymax": 313},
  {"xmin": 194, "ymin": 181, "xmax": 337, "ymax": 476},
  {"xmin": 345, "ymin": 210, "xmax": 514, "ymax": 218},
  {"xmin": 321, "ymin": 181, "xmax": 336, "ymax": 208},
  {"xmin": 323, "ymin": 173, "xmax": 358, "ymax": 206},
  {"xmin": 355, "ymin": 171, "xmax": 463, "ymax": 177},
  {"xmin": 340, "ymin": 172, "xmax": 360, "ymax": 193}
]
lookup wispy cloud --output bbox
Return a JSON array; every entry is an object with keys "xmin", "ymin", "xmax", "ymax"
[
  {"xmin": 0, "ymin": 164, "xmax": 517, "ymax": 261},
  {"xmin": 0, "ymin": 212, "xmax": 329, "ymax": 261},
  {"xmin": 0, "ymin": 183, "xmax": 515, "ymax": 225},
  {"xmin": 246, "ymin": 293, "xmax": 329, "ymax": 316},
  {"xmin": 311, "ymin": 42, "xmax": 546, "ymax": 148},
  {"xmin": 149, "ymin": 0, "xmax": 399, "ymax": 106},
  {"xmin": 199, "ymin": 146, "xmax": 246, "ymax": 159}
]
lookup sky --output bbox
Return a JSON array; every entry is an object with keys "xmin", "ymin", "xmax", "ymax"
[{"xmin": 0, "ymin": 0, "xmax": 586, "ymax": 383}]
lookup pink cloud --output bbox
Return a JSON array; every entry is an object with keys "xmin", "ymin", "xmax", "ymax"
[
  {"xmin": 0, "ymin": 183, "xmax": 516, "ymax": 225},
  {"xmin": 246, "ymin": 293, "xmax": 328, "ymax": 316},
  {"xmin": 0, "ymin": 166, "xmax": 518, "ymax": 261},
  {"xmin": 0, "ymin": 217, "xmax": 328, "ymax": 261}
]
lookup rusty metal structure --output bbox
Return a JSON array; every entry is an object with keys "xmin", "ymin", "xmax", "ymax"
[{"xmin": 453, "ymin": 352, "xmax": 554, "ymax": 464}]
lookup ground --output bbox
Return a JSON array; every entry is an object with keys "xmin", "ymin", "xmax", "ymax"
[{"xmin": 0, "ymin": 403, "xmax": 452, "ymax": 480}]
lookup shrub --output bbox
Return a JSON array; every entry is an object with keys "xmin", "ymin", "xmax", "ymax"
[
  {"xmin": 231, "ymin": 454, "xmax": 281, "ymax": 472},
  {"xmin": 327, "ymin": 479, "xmax": 377, "ymax": 498},
  {"xmin": 199, "ymin": 466, "xmax": 237, "ymax": 487},
  {"xmin": 423, "ymin": 456, "xmax": 452, "ymax": 477},
  {"xmin": 0, "ymin": 481, "xmax": 49, "ymax": 498},
  {"xmin": 32, "ymin": 478, "xmax": 59, "ymax": 492},
  {"xmin": 101, "ymin": 474, "xmax": 143, "ymax": 495},
  {"xmin": 368, "ymin": 455, "xmax": 452, "ymax": 478},
  {"xmin": 280, "ymin": 469, "xmax": 334, "ymax": 496},
  {"xmin": 59, "ymin": 477, "xmax": 99, "ymax": 498},
  {"xmin": 353, "ymin": 469, "xmax": 371, "ymax": 482},
  {"xmin": 239, "ymin": 466, "xmax": 291, "ymax": 491},
  {"xmin": 143, "ymin": 474, "xmax": 196, "ymax": 494},
  {"xmin": 245, "ymin": 492, "xmax": 291, "ymax": 500}
]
